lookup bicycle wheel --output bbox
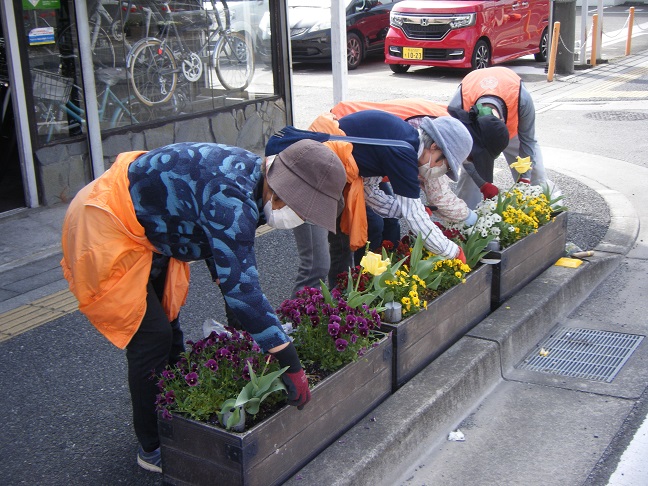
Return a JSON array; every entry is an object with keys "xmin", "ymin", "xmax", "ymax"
[
  {"xmin": 112, "ymin": 98, "xmax": 154, "ymax": 127},
  {"xmin": 57, "ymin": 22, "xmax": 116, "ymax": 69},
  {"xmin": 213, "ymin": 32, "xmax": 254, "ymax": 91},
  {"xmin": 128, "ymin": 38, "xmax": 177, "ymax": 106}
]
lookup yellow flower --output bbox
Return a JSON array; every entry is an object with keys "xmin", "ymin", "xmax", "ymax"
[
  {"xmin": 509, "ymin": 156, "xmax": 532, "ymax": 174},
  {"xmin": 360, "ymin": 251, "xmax": 390, "ymax": 276},
  {"xmin": 455, "ymin": 271, "xmax": 462, "ymax": 278}
]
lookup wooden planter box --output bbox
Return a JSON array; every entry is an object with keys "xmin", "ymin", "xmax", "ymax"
[
  {"xmin": 158, "ymin": 335, "xmax": 392, "ymax": 486},
  {"xmin": 380, "ymin": 264, "xmax": 492, "ymax": 390},
  {"xmin": 488, "ymin": 211, "xmax": 568, "ymax": 309}
]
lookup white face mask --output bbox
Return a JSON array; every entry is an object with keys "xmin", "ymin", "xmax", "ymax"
[
  {"xmin": 263, "ymin": 198, "xmax": 304, "ymax": 230},
  {"xmin": 419, "ymin": 159, "xmax": 448, "ymax": 179}
]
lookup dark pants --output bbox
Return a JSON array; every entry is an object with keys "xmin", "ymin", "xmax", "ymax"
[
  {"xmin": 353, "ymin": 205, "xmax": 401, "ymax": 265},
  {"xmin": 328, "ymin": 217, "xmax": 353, "ymax": 288},
  {"xmin": 126, "ymin": 275, "xmax": 184, "ymax": 452}
]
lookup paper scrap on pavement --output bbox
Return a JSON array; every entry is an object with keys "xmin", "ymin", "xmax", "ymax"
[{"xmin": 448, "ymin": 429, "xmax": 465, "ymax": 441}]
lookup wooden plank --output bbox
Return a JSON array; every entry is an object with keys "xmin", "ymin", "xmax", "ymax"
[
  {"xmin": 490, "ymin": 212, "xmax": 568, "ymax": 307},
  {"xmin": 380, "ymin": 265, "xmax": 492, "ymax": 389}
]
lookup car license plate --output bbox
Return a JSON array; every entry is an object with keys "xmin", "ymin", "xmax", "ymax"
[{"xmin": 403, "ymin": 47, "xmax": 423, "ymax": 60}]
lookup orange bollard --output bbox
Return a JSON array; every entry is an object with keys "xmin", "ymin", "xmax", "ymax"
[
  {"xmin": 626, "ymin": 7, "xmax": 635, "ymax": 56},
  {"xmin": 591, "ymin": 14, "xmax": 598, "ymax": 66},
  {"xmin": 547, "ymin": 22, "xmax": 561, "ymax": 82}
]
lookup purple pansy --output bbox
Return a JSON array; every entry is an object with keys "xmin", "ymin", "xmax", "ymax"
[{"xmin": 184, "ymin": 372, "xmax": 199, "ymax": 387}]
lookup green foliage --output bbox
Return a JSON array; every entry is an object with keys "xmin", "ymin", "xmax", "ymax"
[{"xmin": 218, "ymin": 362, "xmax": 288, "ymax": 430}]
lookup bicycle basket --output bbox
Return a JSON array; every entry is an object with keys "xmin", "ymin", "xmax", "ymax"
[{"xmin": 32, "ymin": 69, "xmax": 74, "ymax": 103}]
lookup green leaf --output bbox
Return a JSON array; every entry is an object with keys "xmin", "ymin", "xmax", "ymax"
[
  {"xmin": 225, "ymin": 406, "xmax": 243, "ymax": 430},
  {"xmin": 320, "ymin": 280, "xmax": 333, "ymax": 305},
  {"xmin": 428, "ymin": 272, "xmax": 444, "ymax": 291},
  {"xmin": 409, "ymin": 231, "xmax": 424, "ymax": 269}
]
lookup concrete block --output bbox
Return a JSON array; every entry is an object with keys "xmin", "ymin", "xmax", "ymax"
[
  {"xmin": 468, "ymin": 253, "xmax": 623, "ymax": 373},
  {"xmin": 236, "ymin": 113, "xmax": 264, "ymax": 154},
  {"xmin": 144, "ymin": 123, "xmax": 176, "ymax": 150},
  {"xmin": 175, "ymin": 117, "xmax": 213, "ymax": 144},
  {"xmin": 211, "ymin": 111, "xmax": 239, "ymax": 146},
  {"xmin": 284, "ymin": 337, "xmax": 501, "ymax": 486}
]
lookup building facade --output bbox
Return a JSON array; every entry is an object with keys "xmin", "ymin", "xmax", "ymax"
[{"xmin": 0, "ymin": 0, "xmax": 292, "ymax": 213}]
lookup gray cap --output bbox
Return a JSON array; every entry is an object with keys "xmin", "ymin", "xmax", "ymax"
[
  {"xmin": 476, "ymin": 95, "xmax": 507, "ymax": 122},
  {"xmin": 267, "ymin": 139, "xmax": 346, "ymax": 233},
  {"xmin": 419, "ymin": 116, "xmax": 473, "ymax": 182}
]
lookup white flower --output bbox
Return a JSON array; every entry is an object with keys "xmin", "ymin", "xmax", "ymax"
[{"xmin": 490, "ymin": 227, "xmax": 501, "ymax": 236}]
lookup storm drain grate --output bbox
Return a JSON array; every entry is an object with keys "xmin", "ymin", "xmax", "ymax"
[
  {"xmin": 584, "ymin": 111, "xmax": 648, "ymax": 121},
  {"xmin": 517, "ymin": 328, "xmax": 644, "ymax": 382}
]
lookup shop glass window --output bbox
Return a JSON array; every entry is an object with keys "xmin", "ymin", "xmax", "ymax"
[{"xmin": 22, "ymin": 0, "xmax": 276, "ymax": 146}]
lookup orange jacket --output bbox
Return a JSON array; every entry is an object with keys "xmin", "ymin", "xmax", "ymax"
[
  {"xmin": 308, "ymin": 113, "xmax": 368, "ymax": 251},
  {"xmin": 60, "ymin": 151, "xmax": 190, "ymax": 349},
  {"xmin": 331, "ymin": 98, "xmax": 449, "ymax": 121},
  {"xmin": 459, "ymin": 66, "xmax": 521, "ymax": 138}
]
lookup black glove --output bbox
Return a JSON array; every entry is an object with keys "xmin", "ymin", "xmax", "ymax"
[{"xmin": 271, "ymin": 343, "xmax": 311, "ymax": 410}]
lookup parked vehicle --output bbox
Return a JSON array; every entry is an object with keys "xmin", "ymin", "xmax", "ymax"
[
  {"xmin": 263, "ymin": 0, "xmax": 403, "ymax": 70},
  {"xmin": 384, "ymin": 0, "xmax": 549, "ymax": 73}
]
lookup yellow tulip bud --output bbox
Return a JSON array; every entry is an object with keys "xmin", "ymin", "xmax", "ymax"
[
  {"xmin": 359, "ymin": 251, "xmax": 390, "ymax": 276},
  {"xmin": 509, "ymin": 156, "xmax": 532, "ymax": 175}
]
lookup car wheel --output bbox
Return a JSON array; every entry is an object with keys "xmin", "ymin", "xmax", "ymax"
[
  {"xmin": 389, "ymin": 64, "xmax": 410, "ymax": 74},
  {"xmin": 471, "ymin": 40, "xmax": 490, "ymax": 70},
  {"xmin": 347, "ymin": 33, "xmax": 363, "ymax": 70},
  {"xmin": 535, "ymin": 28, "xmax": 548, "ymax": 62}
]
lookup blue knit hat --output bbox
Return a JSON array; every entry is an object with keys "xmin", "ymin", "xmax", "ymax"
[{"xmin": 419, "ymin": 116, "xmax": 473, "ymax": 182}]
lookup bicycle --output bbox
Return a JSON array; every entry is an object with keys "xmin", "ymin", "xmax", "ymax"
[
  {"xmin": 32, "ymin": 67, "xmax": 153, "ymax": 143},
  {"xmin": 54, "ymin": 0, "xmax": 124, "ymax": 69},
  {"xmin": 126, "ymin": 0, "xmax": 254, "ymax": 107}
]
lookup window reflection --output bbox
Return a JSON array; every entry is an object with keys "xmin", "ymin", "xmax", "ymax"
[{"xmin": 23, "ymin": 0, "xmax": 275, "ymax": 146}]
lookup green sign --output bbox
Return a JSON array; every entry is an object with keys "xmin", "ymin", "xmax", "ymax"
[{"xmin": 22, "ymin": 0, "xmax": 61, "ymax": 10}]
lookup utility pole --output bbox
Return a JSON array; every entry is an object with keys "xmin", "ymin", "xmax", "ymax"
[{"xmin": 552, "ymin": 0, "xmax": 576, "ymax": 74}]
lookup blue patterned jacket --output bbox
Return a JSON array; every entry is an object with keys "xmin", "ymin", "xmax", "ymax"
[{"xmin": 128, "ymin": 142, "xmax": 289, "ymax": 352}]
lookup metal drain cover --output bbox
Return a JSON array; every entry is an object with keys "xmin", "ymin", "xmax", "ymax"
[
  {"xmin": 517, "ymin": 327, "xmax": 644, "ymax": 382},
  {"xmin": 585, "ymin": 111, "xmax": 648, "ymax": 121}
]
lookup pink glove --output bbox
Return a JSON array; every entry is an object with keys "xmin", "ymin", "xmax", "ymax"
[
  {"xmin": 456, "ymin": 247, "xmax": 466, "ymax": 264},
  {"xmin": 281, "ymin": 369, "xmax": 311, "ymax": 410},
  {"xmin": 480, "ymin": 182, "xmax": 499, "ymax": 199}
]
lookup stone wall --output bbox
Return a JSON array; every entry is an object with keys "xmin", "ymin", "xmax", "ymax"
[{"xmin": 34, "ymin": 98, "xmax": 287, "ymax": 206}]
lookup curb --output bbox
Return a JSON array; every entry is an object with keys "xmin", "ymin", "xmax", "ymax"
[{"xmin": 284, "ymin": 185, "xmax": 638, "ymax": 485}]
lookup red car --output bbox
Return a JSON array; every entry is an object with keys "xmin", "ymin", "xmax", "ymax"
[{"xmin": 384, "ymin": 0, "xmax": 549, "ymax": 72}]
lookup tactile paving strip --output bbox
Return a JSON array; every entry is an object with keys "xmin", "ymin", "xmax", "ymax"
[
  {"xmin": 0, "ymin": 290, "xmax": 78, "ymax": 342},
  {"xmin": 517, "ymin": 327, "xmax": 644, "ymax": 383}
]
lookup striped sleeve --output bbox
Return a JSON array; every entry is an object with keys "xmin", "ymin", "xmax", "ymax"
[{"xmin": 397, "ymin": 195, "xmax": 459, "ymax": 259}]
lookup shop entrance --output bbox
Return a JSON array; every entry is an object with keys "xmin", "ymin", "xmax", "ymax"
[{"xmin": 0, "ymin": 26, "xmax": 25, "ymax": 213}]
